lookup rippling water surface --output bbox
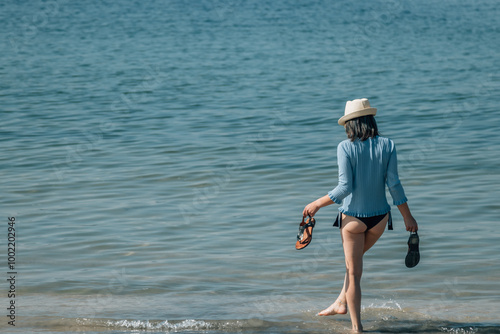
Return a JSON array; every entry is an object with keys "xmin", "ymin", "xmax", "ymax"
[{"xmin": 1, "ymin": 0, "xmax": 500, "ymax": 333}]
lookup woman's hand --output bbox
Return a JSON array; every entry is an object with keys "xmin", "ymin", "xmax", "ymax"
[
  {"xmin": 397, "ymin": 202, "xmax": 418, "ymax": 232},
  {"xmin": 303, "ymin": 195, "xmax": 335, "ymax": 218},
  {"xmin": 303, "ymin": 200, "xmax": 320, "ymax": 218},
  {"xmin": 404, "ymin": 216, "xmax": 418, "ymax": 232}
]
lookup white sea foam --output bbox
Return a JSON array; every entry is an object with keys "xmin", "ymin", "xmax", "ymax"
[{"xmin": 105, "ymin": 319, "xmax": 212, "ymax": 330}]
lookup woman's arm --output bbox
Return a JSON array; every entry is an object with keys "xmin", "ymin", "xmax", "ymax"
[
  {"xmin": 303, "ymin": 195, "xmax": 334, "ymax": 217},
  {"xmin": 327, "ymin": 143, "xmax": 353, "ymax": 204},
  {"xmin": 397, "ymin": 202, "xmax": 418, "ymax": 232}
]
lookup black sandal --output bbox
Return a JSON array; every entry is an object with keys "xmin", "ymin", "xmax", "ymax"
[
  {"xmin": 295, "ymin": 216, "xmax": 316, "ymax": 250},
  {"xmin": 405, "ymin": 232, "xmax": 420, "ymax": 268}
]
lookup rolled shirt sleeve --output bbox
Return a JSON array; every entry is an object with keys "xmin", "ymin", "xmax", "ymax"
[
  {"xmin": 386, "ymin": 142, "xmax": 408, "ymax": 205},
  {"xmin": 328, "ymin": 142, "xmax": 353, "ymax": 204}
]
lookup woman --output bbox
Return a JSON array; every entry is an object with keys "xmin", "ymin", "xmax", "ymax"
[{"xmin": 303, "ymin": 98, "xmax": 418, "ymax": 333}]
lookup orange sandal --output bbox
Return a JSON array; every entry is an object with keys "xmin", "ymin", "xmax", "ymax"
[{"xmin": 295, "ymin": 216, "xmax": 316, "ymax": 250}]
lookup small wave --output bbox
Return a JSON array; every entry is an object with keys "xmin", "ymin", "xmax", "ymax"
[
  {"xmin": 80, "ymin": 317, "xmax": 270, "ymax": 332},
  {"xmin": 104, "ymin": 318, "xmax": 212, "ymax": 331},
  {"xmin": 440, "ymin": 326, "xmax": 478, "ymax": 334}
]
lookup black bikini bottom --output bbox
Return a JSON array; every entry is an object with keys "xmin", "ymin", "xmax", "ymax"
[{"xmin": 333, "ymin": 212, "xmax": 393, "ymax": 231}]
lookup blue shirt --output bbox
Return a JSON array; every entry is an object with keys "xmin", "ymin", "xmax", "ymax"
[{"xmin": 328, "ymin": 136, "xmax": 407, "ymax": 217}]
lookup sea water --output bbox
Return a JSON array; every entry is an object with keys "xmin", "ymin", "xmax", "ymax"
[{"xmin": 1, "ymin": 0, "xmax": 500, "ymax": 333}]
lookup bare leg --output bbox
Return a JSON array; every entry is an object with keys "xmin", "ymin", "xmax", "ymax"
[
  {"xmin": 317, "ymin": 272, "xmax": 348, "ymax": 315},
  {"xmin": 318, "ymin": 223, "xmax": 348, "ymax": 316},
  {"xmin": 318, "ymin": 214, "xmax": 388, "ymax": 318},
  {"xmin": 318, "ymin": 215, "xmax": 389, "ymax": 328},
  {"xmin": 342, "ymin": 223, "xmax": 365, "ymax": 332}
]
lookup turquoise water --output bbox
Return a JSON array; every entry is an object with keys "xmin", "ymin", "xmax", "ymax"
[{"xmin": 1, "ymin": 0, "xmax": 500, "ymax": 333}]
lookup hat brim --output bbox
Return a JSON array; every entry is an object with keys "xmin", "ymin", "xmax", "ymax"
[{"xmin": 338, "ymin": 108, "xmax": 377, "ymax": 126}]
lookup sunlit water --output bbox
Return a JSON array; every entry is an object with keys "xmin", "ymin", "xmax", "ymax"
[{"xmin": 1, "ymin": 0, "xmax": 499, "ymax": 333}]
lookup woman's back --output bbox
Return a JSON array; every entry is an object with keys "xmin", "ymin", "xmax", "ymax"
[{"xmin": 329, "ymin": 136, "xmax": 407, "ymax": 217}]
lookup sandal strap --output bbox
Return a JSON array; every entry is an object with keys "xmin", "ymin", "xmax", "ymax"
[{"xmin": 297, "ymin": 216, "xmax": 315, "ymax": 241}]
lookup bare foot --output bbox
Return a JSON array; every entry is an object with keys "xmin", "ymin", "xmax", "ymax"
[{"xmin": 317, "ymin": 300, "xmax": 347, "ymax": 316}]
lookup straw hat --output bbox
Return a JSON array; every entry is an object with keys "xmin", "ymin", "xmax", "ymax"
[{"xmin": 338, "ymin": 98, "xmax": 377, "ymax": 125}]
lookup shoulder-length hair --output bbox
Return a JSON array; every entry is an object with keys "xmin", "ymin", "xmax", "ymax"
[{"xmin": 345, "ymin": 115, "xmax": 379, "ymax": 141}]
